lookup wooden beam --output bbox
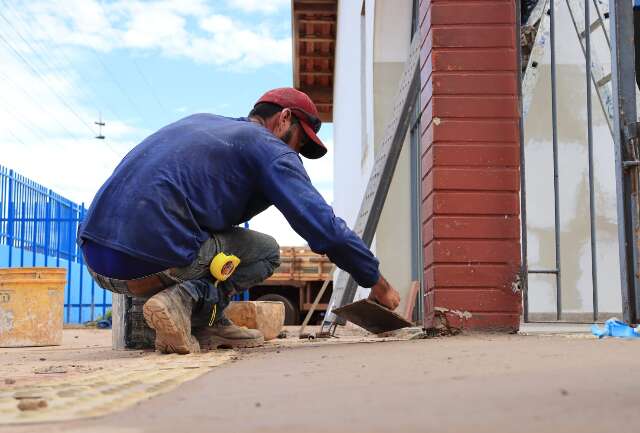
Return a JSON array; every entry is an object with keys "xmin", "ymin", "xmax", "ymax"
[
  {"xmin": 299, "ymin": 36, "xmax": 335, "ymax": 43},
  {"xmin": 292, "ymin": 0, "xmax": 335, "ymax": 122},
  {"xmin": 299, "ymin": 18, "xmax": 336, "ymax": 24},
  {"xmin": 299, "ymin": 53, "xmax": 334, "ymax": 59},
  {"xmin": 318, "ymin": 112, "xmax": 332, "ymax": 123},
  {"xmin": 294, "ymin": 0, "xmax": 336, "ymax": 4},
  {"xmin": 299, "ymin": 86, "xmax": 332, "ymax": 97},
  {"xmin": 292, "ymin": 3, "xmax": 300, "ymax": 88},
  {"xmin": 300, "ymin": 71, "xmax": 333, "ymax": 76},
  {"xmin": 293, "ymin": 2, "xmax": 337, "ymax": 14},
  {"xmin": 403, "ymin": 281, "xmax": 420, "ymax": 321}
]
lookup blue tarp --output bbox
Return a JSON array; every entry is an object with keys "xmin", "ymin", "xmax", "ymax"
[{"xmin": 592, "ymin": 319, "xmax": 640, "ymax": 339}]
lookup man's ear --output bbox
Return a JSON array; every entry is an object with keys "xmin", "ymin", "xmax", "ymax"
[{"xmin": 280, "ymin": 108, "xmax": 292, "ymax": 124}]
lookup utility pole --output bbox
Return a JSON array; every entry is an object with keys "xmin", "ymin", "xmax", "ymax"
[{"xmin": 95, "ymin": 112, "xmax": 105, "ymax": 139}]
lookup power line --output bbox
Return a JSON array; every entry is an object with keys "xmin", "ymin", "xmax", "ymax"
[
  {"xmin": 1, "ymin": 0, "xmax": 150, "ymax": 142},
  {"xmin": 0, "ymin": 95, "xmax": 51, "ymax": 143},
  {"xmin": 1, "ymin": 0, "xmax": 129, "ymax": 124},
  {"xmin": 0, "ymin": 3, "xmax": 136, "ymax": 158},
  {"xmin": 0, "ymin": 0, "xmax": 135, "ymax": 151},
  {"xmin": 0, "ymin": 88, "xmax": 114, "ymax": 160},
  {"xmin": 0, "ymin": 5, "xmax": 104, "ymax": 121},
  {"xmin": 96, "ymin": 0, "xmax": 168, "ymax": 121},
  {"xmin": 2, "ymin": 125, "xmax": 29, "ymax": 148},
  {"xmin": 0, "ymin": 68, "xmax": 85, "ymax": 143},
  {"xmin": 0, "ymin": 79, "xmax": 120, "ymax": 157},
  {"xmin": 55, "ymin": 0, "xmax": 148, "ymax": 124},
  {"xmin": 89, "ymin": 50, "xmax": 148, "ymax": 123},
  {"xmin": 0, "ymin": 30, "xmax": 98, "ymax": 137},
  {"xmin": 132, "ymin": 58, "xmax": 169, "ymax": 119}
]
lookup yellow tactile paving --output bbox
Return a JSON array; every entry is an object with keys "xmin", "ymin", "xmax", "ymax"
[{"xmin": 0, "ymin": 351, "xmax": 233, "ymax": 425}]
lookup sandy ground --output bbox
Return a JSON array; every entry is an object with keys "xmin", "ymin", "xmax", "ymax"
[
  {"xmin": 0, "ymin": 326, "xmax": 389, "ymax": 388},
  {"xmin": 1, "ymin": 326, "xmax": 639, "ymax": 433},
  {"xmin": 0, "ymin": 328, "xmax": 184, "ymax": 387},
  {"xmin": 0, "ymin": 329, "xmax": 145, "ymax": 387}
]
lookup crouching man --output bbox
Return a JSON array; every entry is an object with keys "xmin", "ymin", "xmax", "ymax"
[{"xmin": 78, "ymin": 88, "xmax": 400, "ymax": 354}]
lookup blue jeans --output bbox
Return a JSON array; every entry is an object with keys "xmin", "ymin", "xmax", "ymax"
[{"xmin": 86, "ymin": 227, "xmax": 281, "ymax": 326}]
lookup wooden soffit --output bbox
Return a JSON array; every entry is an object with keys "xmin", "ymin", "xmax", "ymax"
[{"xmin": 291, "ymin": 0, "xmax": 337, "ymax": 122}]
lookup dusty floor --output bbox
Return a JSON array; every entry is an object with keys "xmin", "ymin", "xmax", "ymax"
[
  {"xmin": 0, "ymin": 326, "xmax": 416, "ymax": 425},
  {"xmin": 0, "ymin": 329, "xmax": 146, "ymax": 386},
  {"xmin": 1, "ymin": 327, "xmax": 639, "ymax": 432},
  {"xmin": 0, "ymin": 326, "xmax": 392, "ymax": 388}
]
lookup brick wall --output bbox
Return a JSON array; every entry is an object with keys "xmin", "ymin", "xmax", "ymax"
[{"xmin": 419, "ymin": 0, "xmax": 522, "ymax": 331}]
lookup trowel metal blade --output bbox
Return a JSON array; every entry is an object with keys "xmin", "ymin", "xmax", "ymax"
[{"xmin": 332, "ymin": 299, "xmax": 413, "ymax": 334}]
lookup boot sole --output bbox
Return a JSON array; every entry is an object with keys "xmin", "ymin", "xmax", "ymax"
[
  {"xmin": 143, "ymin": 298, "xmax": 200, "ymax": 355},
  {"xmin": 197, "ymin": 335, "xmax": 264, "ymax": 351}
]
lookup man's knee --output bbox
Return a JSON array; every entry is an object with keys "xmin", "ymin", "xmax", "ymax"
[
  {"xmin": 258, "ymin": 232, "xmax": 281, "ymax": 274},
  {"xmin": 239, "ymin": 230, "xmax": 280, "ymax": 279},
  {"xmin": 214, "ymin": 228, "xmax": 280, "ymax": 280}
]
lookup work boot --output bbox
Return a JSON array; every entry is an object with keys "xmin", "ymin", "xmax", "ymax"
[
  {"xmin": 143, "ymin": 285, "xmax": 200, "ymax": 354},
  {"xmin": 193, "ymin": 316, "xmax": 264, "ymax": 350}
]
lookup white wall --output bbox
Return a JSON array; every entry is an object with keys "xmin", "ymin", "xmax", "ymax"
[
  {"xmin": 333, "ymin": 0, "xmax": 370, "ymax": 227},
  {"xmin": 333, "ymin": 0, "xmax": 415, "ymax": 309}
]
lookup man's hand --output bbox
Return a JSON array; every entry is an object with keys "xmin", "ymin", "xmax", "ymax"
[{"xmin": 369, "ymin": 274, "xmax": 401, "ymax": 310}]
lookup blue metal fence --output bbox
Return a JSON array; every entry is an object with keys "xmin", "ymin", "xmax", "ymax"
[{"xmin": 0, "ymin": 165, "xmax": 111, "ymax": 323}]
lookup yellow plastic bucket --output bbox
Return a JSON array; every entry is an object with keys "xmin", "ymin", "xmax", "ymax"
[{"xmin": 0, "ymin": 267, "xmax": 67, "ymax": 347}]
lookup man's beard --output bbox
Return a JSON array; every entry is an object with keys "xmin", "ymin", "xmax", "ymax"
[{"xmin": 281, "ymin": 124, "xmax": 296, "ymax": 145}]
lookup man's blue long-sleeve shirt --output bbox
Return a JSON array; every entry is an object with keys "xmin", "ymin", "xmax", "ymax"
[{"xmin": 79, "ymin": 114, "xmax": 380, "ymax": 288}]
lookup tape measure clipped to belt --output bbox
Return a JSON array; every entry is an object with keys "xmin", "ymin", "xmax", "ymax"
[
  {"xmin": 210, "ymin": 252, "xmax": 241, "ymax": 287},
  {"xmin": 208, "ymin": 252, "xmax": 241, "ymax": 326}
]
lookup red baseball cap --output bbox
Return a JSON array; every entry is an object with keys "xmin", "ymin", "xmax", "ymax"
[{"xmin": 255, "ymin": 87, "xmax": 327, "ymax": 159}]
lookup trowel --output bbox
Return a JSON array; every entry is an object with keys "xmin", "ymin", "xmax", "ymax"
[{"xmin": 332, "ymin": 298, "xmax": 413, "ymax": 334}]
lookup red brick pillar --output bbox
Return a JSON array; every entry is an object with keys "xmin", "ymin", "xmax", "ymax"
[{"xmin": 419, "ymin": 0, "xmax": 522, "ymax": 331}]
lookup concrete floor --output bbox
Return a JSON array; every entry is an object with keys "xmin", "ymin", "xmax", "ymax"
[{"xmin": 3, "ymin": 332, "xmax": 640, "ymax": 433}]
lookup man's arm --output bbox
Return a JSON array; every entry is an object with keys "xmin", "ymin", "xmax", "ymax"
[{"xmin": 259, "ymin": 153, "xmax": 400, "ymax": 309}]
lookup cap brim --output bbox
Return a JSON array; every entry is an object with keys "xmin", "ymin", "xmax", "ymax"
[{"xmin": 299, "ymin": 120, "xmax": 327, "ymax": 159}]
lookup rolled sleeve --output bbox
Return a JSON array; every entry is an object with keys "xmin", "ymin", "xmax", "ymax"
[{"xmin": 259, "ymin": 153, "xmax": 380, "ymax": 287}]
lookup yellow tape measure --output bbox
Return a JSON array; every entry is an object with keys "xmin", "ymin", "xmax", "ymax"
[
  {"xmin": 210, "ymin": 252, "xmax": 241, "ymax": 284},
  {"xmin": 208, "ymin": 252, "xmax": 240, "ymax": 326}
]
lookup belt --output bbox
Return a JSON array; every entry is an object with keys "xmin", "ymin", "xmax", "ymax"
[{"xmin": 125, "ymin": 271, "xmax": 176, "ymax": 297}]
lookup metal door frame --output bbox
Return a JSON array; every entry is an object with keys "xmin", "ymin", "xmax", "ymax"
[
  {"xmin": 610, "ymin": 0, "xmax": 640, "ymax": 325},
  {"xmin": 520, "ymin": 0, "xmax": 640, "ymax": 324}
]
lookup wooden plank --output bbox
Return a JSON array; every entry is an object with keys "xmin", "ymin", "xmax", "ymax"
[
  {"xmin": 300, "ymin": 71, "xmax": 334, "ymax": 76},
  {"xmin": 292, "ymin": 6, "xmax": 300, "ymax": 88},
  {"xmin": 299, "ymin": 36, "xmax": 335, "ymax": 43},
  {"xmin": 403, "ymin": 281, "xmax": 420, "ymax": 321},
  {"xmin": 299, "ymin": 53, "xmax": 335, "ymax": 59},
  {"xmin": 111, "ymin": 293, "xmax": 126, "ymax": 350},
  {"xmin": 299, "ymin": 18, "xmax": 336, "ymax": 24},
  {"xmin": 293, "ymin": 2, "xmax": 337, "ymax": 14},
  {"xmin": 303, "ymin": 303, "xmax": 329, "ymax": 311}
]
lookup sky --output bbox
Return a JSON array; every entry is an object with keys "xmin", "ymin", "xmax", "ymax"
[{"xmin": 0, "ymin": 0, "xmax": 334, "ymax": 246}]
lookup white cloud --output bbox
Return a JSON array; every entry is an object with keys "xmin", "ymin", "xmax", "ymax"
[
  {"xmin": 226, "ymin": 0, "xmax": 289, "ymax": 14},
  {"xmin": 21, "ymin": 0, "xmax": 291, "ymax": 69}
]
